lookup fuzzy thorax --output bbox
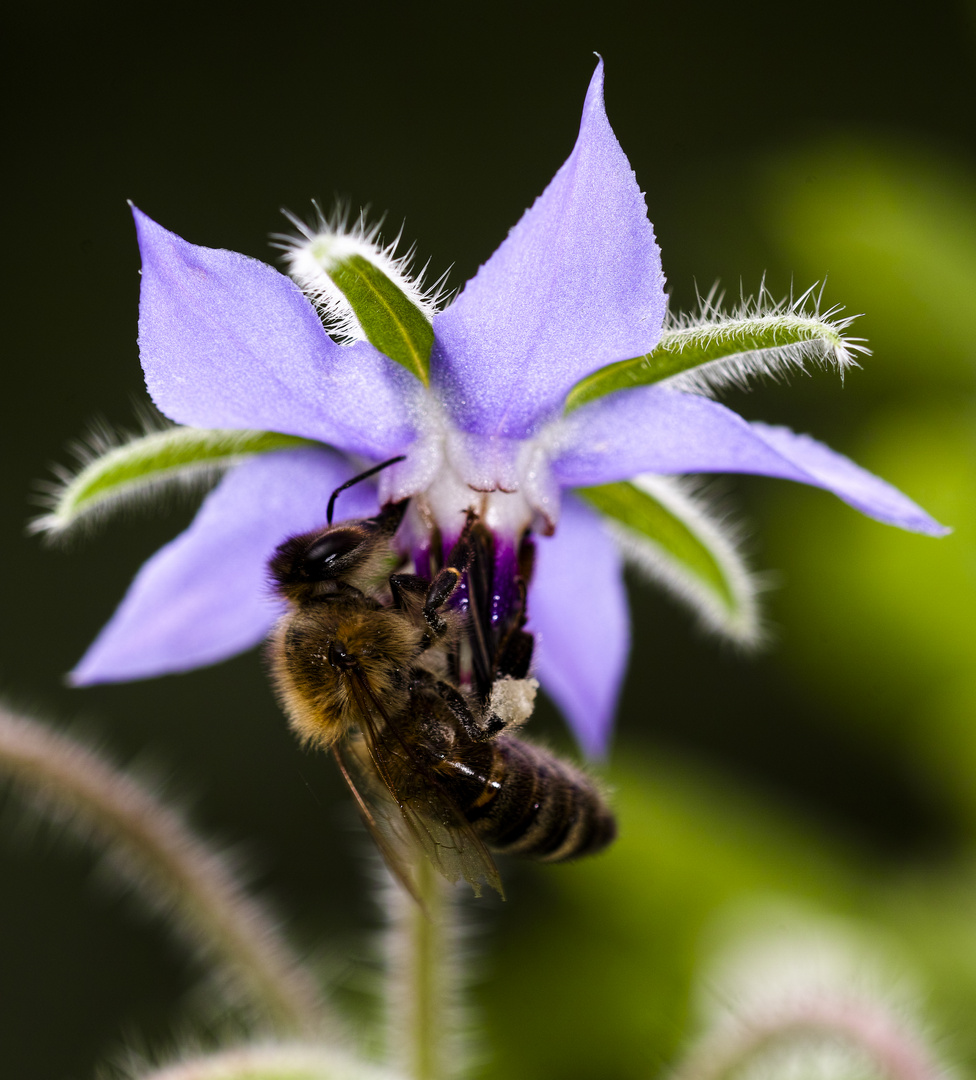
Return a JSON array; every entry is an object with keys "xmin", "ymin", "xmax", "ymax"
[{"xmin": 267, "ymin": 601, "xmax": 425, "ymax": 750}]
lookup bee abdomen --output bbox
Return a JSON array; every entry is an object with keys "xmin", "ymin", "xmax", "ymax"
[{"xmin": 466, "ymin": 736, "xmax": 615, "ymax": 862}]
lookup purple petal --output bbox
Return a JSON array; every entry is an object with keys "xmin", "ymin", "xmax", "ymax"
[
  {"xmin": 528, "ymin": 495, "xmax": 629, "ymax": 756},
  {"xmin": 71, "ymin": 448, "xmax": 379, "ymax": 685},
  {"xmin": 133, "ymin": 206, "xmax": 417, "ymax": 459},
  {"xmin": 550, "ymin": 386, "xmax": 949, "ymax": 536},
  {"xmin": 432, "ymin": 60, "xmax": 666, "ymax": 439}
]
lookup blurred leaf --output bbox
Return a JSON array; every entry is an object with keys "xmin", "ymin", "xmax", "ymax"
[
  {"xmin": 880, "ymin": 865, "xmax": 976, "ymax": 1063},
  {"xmin": 761, "ymin": 404, "xmax": 976, "ymax": 822},
  {"xmin": 760, "ymin": 139, "xmax": 976, "ymax": 385},
  {"xmin": 481, "ymin": 753, "xmax": 859, "ymax": 1080},
  {"xmin": 481, "ymin": 752, "xmax": 976, "ymax": 1079},
  {"xmin": 756, "ymin": 137, "xmax": 976, "ymax": 829}
]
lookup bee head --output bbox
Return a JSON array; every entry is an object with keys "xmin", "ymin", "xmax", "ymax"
[{"xmin": 269, "ymin": 500, "xmax": 408, "ymax": 602}]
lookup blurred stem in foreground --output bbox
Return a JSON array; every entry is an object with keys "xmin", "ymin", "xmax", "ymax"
[
  {"xmin": 1, "ymin": 701, "xmax": 959, "ymax": 1080},
  {"xmin": 385, "ymin": 857, "xmax": 465, "ymax": 1080},
  {"xmin": 126, "ymin": 1042, "xmax": 402, "ymax": 1080},
  {"xmin": 0, "ymin": 705, "xmax": 331, "ymax": 1036}
]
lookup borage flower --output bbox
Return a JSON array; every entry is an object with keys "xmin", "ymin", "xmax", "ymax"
[{"xmin": 41, "ymin": 61, "xmax": 945, "ymax": 756}]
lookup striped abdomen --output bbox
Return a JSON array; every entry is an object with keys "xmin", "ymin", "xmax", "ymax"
[{"xmin": 444, "ymin": 735, "xmax": 616, "ymax": 862}]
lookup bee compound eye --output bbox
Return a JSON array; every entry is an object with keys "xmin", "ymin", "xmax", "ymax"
[{"xmin": 303, "ymin": 529, "xmax": 363, "ymax": 578}]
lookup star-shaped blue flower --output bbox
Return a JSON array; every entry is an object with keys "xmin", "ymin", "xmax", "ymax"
[{"xmin": 68, "ymin": 62, "xmax": 944, "ymax": 755}]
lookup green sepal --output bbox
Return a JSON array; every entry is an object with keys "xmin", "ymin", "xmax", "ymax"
[
  {"xmin": 564, "ymin": 307, "xmax": 860, "ymax": 412},
  {"xmin": 331, "ymin": 254, "xmax": 433, "ymax": 385},
  {"xmin": 34, "ymin": 427, "xmax": 314, "ymax": 537},
  {"xmin": 578, "ymin": 479, "xmax": 759, "ymax": 643}
]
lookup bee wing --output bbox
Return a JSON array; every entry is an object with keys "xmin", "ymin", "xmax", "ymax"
[
  {"xmin": 331, "ymin": 741, "xmax": 425, "ymax": 906},
  {"xmin": 343, "ymin": 670, "xmax": 504, "ymax": 899}
]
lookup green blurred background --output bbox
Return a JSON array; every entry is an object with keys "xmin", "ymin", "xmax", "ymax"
[{"xmin": 4, "ymin": 3, "xmax": 976, "ymax": 1077}]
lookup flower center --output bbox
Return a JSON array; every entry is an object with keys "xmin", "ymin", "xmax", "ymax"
[
  {"xmin": 379, "ymin": 389, "xmax": 560, "ymax": 548},
  {"xmin": 368, "ymin": 391, "xmax": 557, "ymax": 653}
]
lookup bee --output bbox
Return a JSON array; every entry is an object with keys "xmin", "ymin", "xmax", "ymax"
[{"xmin": 266, "ymin": 465, "xmax": 616, "ymax": 898}]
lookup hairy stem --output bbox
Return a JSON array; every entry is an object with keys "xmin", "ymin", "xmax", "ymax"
[
  {"xmin": 0, "ymin": 706, "xmax": 330, "ymax": 1034},
  {"xmin": 385, "ymin": 859, "xmax": 461, "ymax": 1080},
  {"xmin": 671, "ymin": 997, "xmax": 944, "ymax": 1080},
  {"xmin": 128, "ymin": 1041, "xmax": 400, "ymax": 1080}
]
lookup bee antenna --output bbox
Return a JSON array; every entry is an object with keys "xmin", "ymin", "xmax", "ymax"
[{"xmin": 327, "ymin": 455, "xmax": 407, "ymax": 524}]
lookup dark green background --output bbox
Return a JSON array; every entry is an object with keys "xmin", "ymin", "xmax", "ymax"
[{"xmin": 3, "ymin": 4, "xmax": 976, "ymax": 1078}]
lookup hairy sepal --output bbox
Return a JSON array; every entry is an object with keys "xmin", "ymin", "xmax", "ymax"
[
  {"xmin": 32, "ymin": 425, "xmax": 312, "ymax": 538},
  {"xmin": 578, "ymin": 476, "xmax": 762, "ymax": 645},
  {"xmin": 564, "ymin": 284, "xmax": 867, "ymax": 411},
  {"xmin": 281, "ymin": 208, "xmax": 444, "ymax": 385}
]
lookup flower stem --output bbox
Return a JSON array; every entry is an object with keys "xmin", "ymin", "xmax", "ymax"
[
  {"xmin": 385, "ymin": 858, "xmax": 460, "ymax": 1080},
  {"xmin": 0, "ymin": 706, "xmax": 330, "ymax": 1035},
  {"xmin": 129, "ymin": 1041, "xmax": 401, "ymax": 1080}
]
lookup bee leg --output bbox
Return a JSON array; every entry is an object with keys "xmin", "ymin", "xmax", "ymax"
[
  {"xmin": 422, "ymin": 512, "xmax": 479, "ymax": 635},
  {"xmin": 409, "ymin": 669, "xmax": 489, "ymax": 743},
  {"xmin": 388, "ymin": 573, "xmax": 428, "ymax": 609},
  {"xmin": 494, "ymin": 627, "xmax": 533, "ymax": 678},
  {"xmin": 481, "ymin": 715, "xmax": 508, "ymax": 738},
  {"xmin": 422, "ymin": 566, "xmax": 464, "ymax": 636},
  {"xmin": 435, "ymin": 679, "xmax": 487, "ymax": 740},
  {"xmin": 431, "ymin": 678, "xmax": 510, "ymax": 743}
]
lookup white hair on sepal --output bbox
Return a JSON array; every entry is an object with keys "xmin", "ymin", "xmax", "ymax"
[
  {"xmin": 605, "ymin": 474, "xmax": 772, "ymax": 649},
  {"xmin": 275, "ymin": 201, "xmax": 452, "ymax": 344},
  {"xmin": 660, "ymin": 279, "xmax": 869, "ymax": 399},
  {"xmin": 29, "ymin": 408, "xmax": 243, "ymax": 543}
]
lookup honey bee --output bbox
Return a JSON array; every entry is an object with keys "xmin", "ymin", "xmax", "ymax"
[{"xmin": 266, "ymin": 466, "xmax": 615, "ymax": 899}]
